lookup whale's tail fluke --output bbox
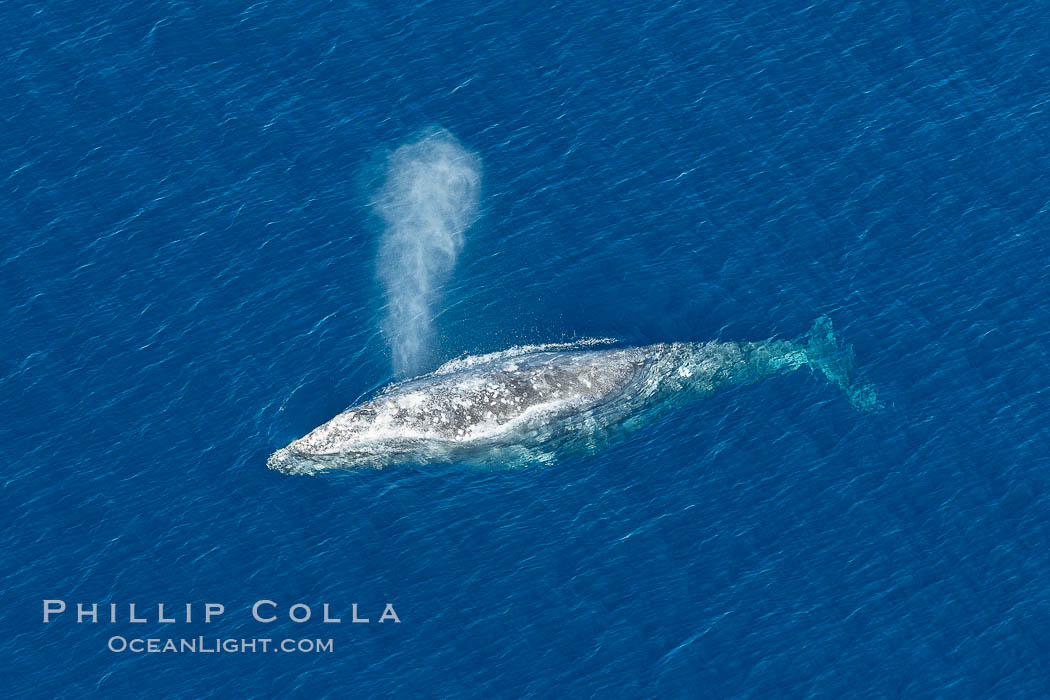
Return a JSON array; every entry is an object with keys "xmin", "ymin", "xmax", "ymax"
[{"xmin": 805, "ymin": 316, "xmax": 880, "ymax": 411}]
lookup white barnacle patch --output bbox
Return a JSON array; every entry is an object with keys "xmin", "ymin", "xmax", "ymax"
[{"xmin": 397, "ymin": 392, "xmax": 426, "ymax": 410}]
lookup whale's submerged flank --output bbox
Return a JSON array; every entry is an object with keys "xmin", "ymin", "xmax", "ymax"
[{"xmin": 267, "ymin": 317, "xmax": 878, "ymax": 474}]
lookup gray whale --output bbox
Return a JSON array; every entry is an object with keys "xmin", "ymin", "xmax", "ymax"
[{"xmin": 268, "ymin": 317, "xmax": 877, "ymax": 474}]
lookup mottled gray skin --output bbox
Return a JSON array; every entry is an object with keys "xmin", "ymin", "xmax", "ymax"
[{"xmin": 268, "ymin": 338, "xmax": 811, "ymax": 474}]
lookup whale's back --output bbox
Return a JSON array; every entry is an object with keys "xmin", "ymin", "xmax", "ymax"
[
  {"xmin": 268, "ymin": 345, "xmax": 654, "ymax": 472},
  {"xmin": 344, "ymin": 347, "xmax": 646, "ymax": 439}
]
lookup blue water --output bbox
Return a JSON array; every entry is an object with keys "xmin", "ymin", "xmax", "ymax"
[{"xmin": 3, "ymin": 0, "xmax": 1049, "ymax": 696}]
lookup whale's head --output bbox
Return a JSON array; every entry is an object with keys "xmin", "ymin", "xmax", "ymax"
[
  {"xmin": 267, "ymin": 429, "xmax": 441, "ymax": 474},
  {"xmin": 266, "ymin": 447, "xmax": 316, "ymax": 474},
  {"xmin": 266, "ymin": 445, "xmax": 380, "ymax": 474}
]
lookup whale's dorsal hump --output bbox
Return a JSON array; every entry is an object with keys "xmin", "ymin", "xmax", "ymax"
[{"xmin": 431, "ymin": 338, "xmax": 621, "ymax": 376}]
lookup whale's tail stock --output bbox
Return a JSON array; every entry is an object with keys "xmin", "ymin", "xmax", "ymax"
[{"xmin": 804, "ymin": 316, "xmax": 880, "ymax": 411}]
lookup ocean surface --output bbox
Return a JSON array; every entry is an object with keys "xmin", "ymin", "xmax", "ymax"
[{"xmin": 3, "ymin": 0, "xmax": 1049, "ymax": 696}]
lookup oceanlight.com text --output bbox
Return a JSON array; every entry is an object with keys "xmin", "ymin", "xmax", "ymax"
[{"xmin": 107, "ymin": 636, "xmax": 334, "ymax": 654}]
